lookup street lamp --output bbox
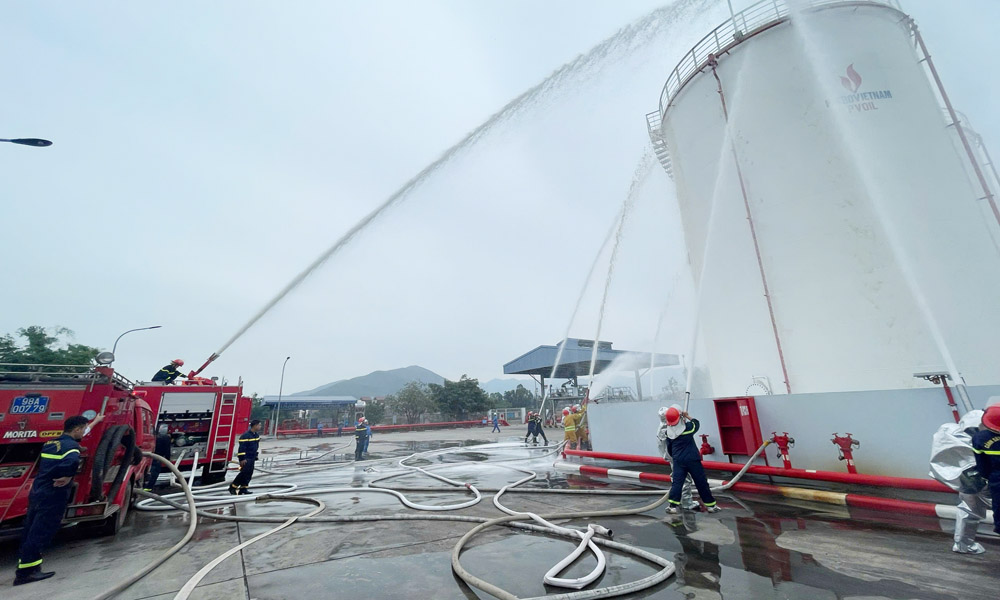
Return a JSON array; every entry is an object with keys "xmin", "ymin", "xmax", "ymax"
[
  {"xmin": 111, "ymin": 326, "xmax": 163, "ymax": 363},
  {"xmin": 0, "ymin": 138, "xmax": 52, "ymax": 147},
  {"xmin": 273, "ymin": 356, "xmax": 291, "ymax": 436}
]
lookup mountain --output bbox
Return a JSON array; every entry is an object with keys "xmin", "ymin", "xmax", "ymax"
[
  {"xmin": 481, "ymin": 378, "xmax": 537, "ymax": 394},
  {"xmin": 294, "ymin": 366, "xmax": 445, "ymax": 398}
]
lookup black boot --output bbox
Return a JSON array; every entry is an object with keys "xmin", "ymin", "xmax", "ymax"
[
  {"xmin": 228, "ymin": 485, "xmax": 238, "ymax": 496},
  {"xmin": 14, "ymin": 570, "xmax": 55, "ymax": 586}
]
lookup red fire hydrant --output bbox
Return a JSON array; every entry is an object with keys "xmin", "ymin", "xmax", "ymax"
[
  {"xmin": 771, "ymin": 432, "xmax": 795, "ymax": 469},
  {"xmin": 831, "ymin": 433, "xmax": 861, "ymax": 474},
  {"xmin": 699, "ymin": 434, "xmax": 715, "ymax": 456}
]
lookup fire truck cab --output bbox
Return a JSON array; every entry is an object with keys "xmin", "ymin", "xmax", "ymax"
[
  {"xmin": 0, "ymin": 362, "xmax": 154, "ymax": 538},
  {"xmin": 134, "ymin": 375, "xmax": 251, "ymax": 485}
]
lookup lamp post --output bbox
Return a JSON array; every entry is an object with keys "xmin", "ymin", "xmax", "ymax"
[
  {"xmin": 111, "ymin": 326, "xmax": 162, "ymax": 363},
  {"xmin": 0, "ymin": 138, "xmax": 52, "ymax": 147},
  {"xmin": 273, "ymin": 356, "xmax": 291, "ymax": 436}
]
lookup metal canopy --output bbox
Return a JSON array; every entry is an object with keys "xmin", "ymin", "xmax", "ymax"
[
  {"xmin": 261, "ymin": 395, "xmax": 357, "ymax": 410},
  {"xmin": 503, "ymin": 339, "xmax": 679, "ymax": 379}
]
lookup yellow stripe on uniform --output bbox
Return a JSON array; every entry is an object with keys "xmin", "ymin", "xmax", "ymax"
[
  {"xmin": 40, "ymin": 449, "xmax": 80, "ymax": 460},
  {"xmin": 17, "ymin": 559, "xmax": 43, "ymax": 569}
]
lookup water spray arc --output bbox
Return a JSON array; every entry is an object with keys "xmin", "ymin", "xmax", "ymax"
[{"xmin": 203, "ymin": 0, "xmax": 711, "ymax": 368}]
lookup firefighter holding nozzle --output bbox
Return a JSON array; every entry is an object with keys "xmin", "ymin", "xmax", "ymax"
[
  {"xmin": 930, "ymin": 403, "xmax": 1000, "ymax": 554},
  {"xmin": 658, "ymin": 405, "xmax": 720, "ymax": 514},
  {"xmin": 151, "ymin": 359, "xmax": 187, "ymax": 385}
]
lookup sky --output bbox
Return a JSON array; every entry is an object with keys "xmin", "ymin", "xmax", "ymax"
[{"xmin": 2, "ymin": 0, "xmax": 997, "ymax": 398}]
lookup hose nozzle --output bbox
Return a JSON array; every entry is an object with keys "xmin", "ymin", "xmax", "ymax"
[{"xmin": 590, "ymin": 524, "xmax": 613, "ymax": 538}]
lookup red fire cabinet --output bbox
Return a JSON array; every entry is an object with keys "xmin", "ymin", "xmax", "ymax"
[{"xmin": 713, "ymin": 396, "xmax": 766, "ymax": 457}]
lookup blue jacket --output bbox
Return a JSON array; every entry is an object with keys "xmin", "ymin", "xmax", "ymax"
[
  {"xmin": 237, "ymin": 430, "xmax": 261, "ymax": 461},
  {"xmin": 972, "ymin": 428, "xmax": 1000, "ymax": 485},
  {"xmin": 31, "ymin": 434, "xmax": 81, "ymax": 499},
  {"xmin": 354, "ymin": 424, "xmax": 369, "ymax": 441},
  {"xmin": 666, "ymin": 419, "xmax": 702, "ymax": 463}
]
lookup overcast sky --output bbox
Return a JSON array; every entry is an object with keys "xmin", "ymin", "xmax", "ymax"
[{"xmin": 2, "ymin": 0, "xmax": 996, "ymax": 397}]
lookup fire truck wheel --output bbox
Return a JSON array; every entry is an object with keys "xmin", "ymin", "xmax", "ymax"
[{"xmin": 97, "ymin": 482, "xmax": 132, "ymax": 537}]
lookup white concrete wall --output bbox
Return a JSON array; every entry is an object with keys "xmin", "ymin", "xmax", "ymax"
[
  {"xmin": 588, "ymin": 385, "xmax": 1000, "ymax": 479},
  {"xmin": 660, "ymin": 4, "xmax": 1000, "ymax": 397}
]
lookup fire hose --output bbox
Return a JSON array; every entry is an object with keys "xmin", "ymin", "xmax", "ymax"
[
  {"xmin": 92, "ymin": 452, "xmax": 198, "ymax": 600},
  {"xmin": 115, "ymin": 440, "xmax": 766, "ymax": 600}
]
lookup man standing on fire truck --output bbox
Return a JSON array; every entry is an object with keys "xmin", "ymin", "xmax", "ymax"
[
  {"xmin": 229, "ymin": 420, "xmax": 262, "ymax": 495},
  {"xmin": 151, "ymin": 359, "xmax": 186, "ymax": 385},
  {"xmin": 14, "ymin": 413, "xmax": 104, "ymax": 586}
]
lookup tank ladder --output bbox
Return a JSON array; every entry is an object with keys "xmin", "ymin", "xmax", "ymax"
[{"xmin": 645, "ymin": 111, "xmax": 673, "ymax": 178}]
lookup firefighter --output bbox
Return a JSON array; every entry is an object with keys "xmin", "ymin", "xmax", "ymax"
[
  {"xmin": 14, "ymin": 413, "xmax": 103, "ymax": 586},
  {"xmin": 362, "ymin": 418, "xmax": 372, "ymax": 455},
  {"xmin": 574, "ymin": 404, "xmax": 592, "ymax": 451},
  {"xmin": 657, "ymin": 406, "xmax": 699, "ymax": 512},
  {"xmin": 145, "ymin": 424, "xmax": 172, "ymax": 490},
  {"xmin": 660, "ymin": 405, "xmax": 720, "ymax": 514},
  {"xmin": 151, "ymin": 359, "xmax": 186, "ymax": 385},
  {"xmin": 533, "ymin": 412, "xmax": 548, "ymax": 445},
  {"xmin": 972, "ymin": 404, "xmax": 1000, "ymax": 537},
  {"xmin": 524, "ymin": 412, "xmax": 537, "ymax": 444},
  {"xmin": 562, "ymin": 408, "xmax": 578, "ymax": 449},
  {"xmin": 229, "ymin": 420, "xmax": 262, "ymax": 495},
  {"xmin": 354, "ymin": 418, "xmax": 369, "ymax": 461},
  {"xmin": 491, "ymin": 413, "xmax": 501, "ymax": 433}
]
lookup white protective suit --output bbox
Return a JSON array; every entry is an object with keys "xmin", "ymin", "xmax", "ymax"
[
  {"xmin": 929, "ymin": 409, "xmax": 991, "ymax": 554},
  {"xmin": 656, "ymin": 403, "xmax": 698, "ymax": 510}
]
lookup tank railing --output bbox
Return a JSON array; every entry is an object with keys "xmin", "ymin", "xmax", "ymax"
[
  {"xmin": 0, "ymin": 363, "xmax": 134, "ymax": 389},
  {"xmin": 658, "ymin": 0, "xmax": 902, "ymax": 114}
]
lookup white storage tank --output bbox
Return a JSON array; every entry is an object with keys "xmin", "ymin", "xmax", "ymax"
[{"xmin": 654, "ymin": 0, "xmax": 1000, "ymax": 397}]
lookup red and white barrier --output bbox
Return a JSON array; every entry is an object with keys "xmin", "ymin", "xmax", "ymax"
[
  {"xmin": 560, "ymin": 449, "xmax": 953, "ymax": 494},
  {"xmin": 553, "ymin": 461, "xmax": 986, "ymax": 521}
]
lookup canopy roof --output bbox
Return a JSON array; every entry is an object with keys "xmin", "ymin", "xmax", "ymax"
[{"xmin": 503, "ymin": 338, "xmax": 679, "ymax": 379}]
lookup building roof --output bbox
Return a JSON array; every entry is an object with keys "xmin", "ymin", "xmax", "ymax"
[
  {"xmin": 261, "ymin": 395, "xmax": 357, "ymax": 409},
  {"xmin": 503, "ymin": 338, "xmax": 679, "ymax": 379}
]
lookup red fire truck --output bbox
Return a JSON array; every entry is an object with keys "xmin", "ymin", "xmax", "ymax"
[
  {"xmin": 0, "ymin": 362, "xmax": 154, "ymax": 537},
  {"xmin": 135, "ymin": 375, "xmax": 252, "ymax": 485}
]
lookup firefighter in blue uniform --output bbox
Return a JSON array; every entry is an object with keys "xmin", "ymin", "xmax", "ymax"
[
  {"xmin": 151, "ymin": 359, "xmax": 186, "ymax": 385},
  {"xmin": 354, "ymin": 418, "xmax": 369, "ymax": 461},
  {"xmin": 660, "ymin": 406, "xmax": 721, "ymax": 514},
  {"xmin": 229, "ymin": 420, "xmax": 262, "ymax": 495},
  {"xmin": 971, "ymin": 404, "xmax": 1000, "ymax": 536},
  {"xmin": 14, "ymin": 413, "xmax": 103, "ymax": 586}
]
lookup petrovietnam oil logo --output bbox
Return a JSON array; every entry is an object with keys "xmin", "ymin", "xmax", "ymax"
[{"xmin": 834, "ymin": 64, "xmax": 893, "ymax": 113}]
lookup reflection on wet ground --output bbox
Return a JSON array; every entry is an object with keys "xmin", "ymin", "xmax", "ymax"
[{"xmin": 1, "ymin": 435, "xmax": 996, "ymax": 599}]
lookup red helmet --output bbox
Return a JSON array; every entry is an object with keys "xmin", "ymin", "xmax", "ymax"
[
  {"xmin": 664, "ymin": 407, "xmax": 681, "ymax": 426},
  {"xmin": 562, "ymin": 408, "xmax": 570, "ymax": 416},
  {"xmin": 983, "ymin": 405, "xmax": 1000, "ymax": 433},
  {"xmin": 171, "ymin": 359, "xmax": 184, "ymax": 366}
]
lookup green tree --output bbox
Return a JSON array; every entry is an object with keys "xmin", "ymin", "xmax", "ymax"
[
  {"xmin": 249, "ymin": 393, "xmax": 271, "ymax": 422},
  {"xmin": 488, "ymin": 392, "xmax": 506, "ymax": 408},
  {"xmin": 387, "ymin": 381, "xmax": 435, "ymax": 424},
  {"xmin": 0, "ymin": 326, "xmax": 101, "ymax": 369},
  {"xmin": 430, "ymin": 375, "xmax": 490, "ymax": 420},
  {"xmin": 502, "ymin": 384, "xmax": 536, "ymax": 409},
  {"xmin": 364, "ymin": 400, "xmax": 386, "ymax": 425}
]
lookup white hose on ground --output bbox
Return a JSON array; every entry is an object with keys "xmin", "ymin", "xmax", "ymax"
[
  {"xmin": 187, "ymin": 450, "xmax": 199, "ymax": 489},
  {"xmin": 711, "ymin": 440, "xmax": 771, "ymax": 492},
  {"xmin": 133, "ymin": 441, "xmax": 680, "ymax": 600},
  {"xmin": 172, "ymin": 495, "xmax": 325, "ymax": 600},
  {"xmin": 93, "ymin": 452, "xmax": 198, "ymax": 600}
]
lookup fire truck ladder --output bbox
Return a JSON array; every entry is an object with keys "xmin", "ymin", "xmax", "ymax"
[
  {"xmin": 207, "ymin": 393, "xmax": 238, "ymax": 473},
  {"xmin": 645, "ymin": 110, "xmax": 673, "ymax": 179}
]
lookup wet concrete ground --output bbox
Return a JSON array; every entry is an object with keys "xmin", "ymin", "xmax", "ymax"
[{"xmin": 1, "ymin": 427, "xmax": 996, "ymax": 599}]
